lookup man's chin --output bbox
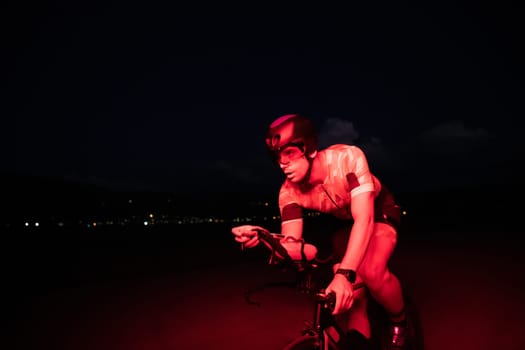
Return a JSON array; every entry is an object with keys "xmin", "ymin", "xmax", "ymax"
[{"xmin": 287, "ymin": 175, "xmax": 305, "ymax": 183}]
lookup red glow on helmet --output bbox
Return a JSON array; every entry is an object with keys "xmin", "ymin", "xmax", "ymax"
[{"xmin": 265, "ymin": 114, "xmax": 318, "ymax": 157}]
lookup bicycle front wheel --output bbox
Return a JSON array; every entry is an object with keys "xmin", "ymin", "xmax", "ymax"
[{"xmin": 281, "ymin": 334, "xmax": 319, "ymax": 350}]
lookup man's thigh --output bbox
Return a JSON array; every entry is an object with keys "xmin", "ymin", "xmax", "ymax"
[{"xmin": 358, "ymin": 222, "xmax": 397, "ymax": 276}]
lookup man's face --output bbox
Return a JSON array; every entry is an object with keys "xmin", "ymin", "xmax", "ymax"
[{"xmin": 277, "ymin": 145, "xmax": 310, "ymax": 183}]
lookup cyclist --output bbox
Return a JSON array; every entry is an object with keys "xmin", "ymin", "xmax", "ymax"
[{"xmin": 236, "ymin": 114, "xmax": 409, "ymax": 350}]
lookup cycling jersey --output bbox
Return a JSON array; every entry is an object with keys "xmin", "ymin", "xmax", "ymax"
[{"xmin": 278, "ymin": 144, "xmax": 400, "ymax": 230}]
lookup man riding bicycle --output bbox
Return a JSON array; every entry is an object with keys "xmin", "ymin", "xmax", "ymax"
[{"xmin": 233, "ymin": 114, "xmax": 409, "ymax": 350}]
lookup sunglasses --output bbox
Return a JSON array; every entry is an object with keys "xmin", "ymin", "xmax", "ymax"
[{"xmin": 276, "ymin": 144, "xmax": 305, "ymax": 164}]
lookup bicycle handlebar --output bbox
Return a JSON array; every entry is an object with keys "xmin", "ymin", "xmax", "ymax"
[
  {"xmin": 237, "ymin": 225, "xmax": 367, "ymax": 313},
  {"xmin": 252, "ymin": 227, "xmax": 294, "ymax": 263},
  {"xmin": 321, "ymin": 291, "xmax": 336, "ymax": 311},
  {"xmin": 317, "ymin": 284, "xmax": 365, "ymax": 312}
]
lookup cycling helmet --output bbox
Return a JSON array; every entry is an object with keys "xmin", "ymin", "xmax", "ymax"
[{"xmin": 265, "ymin": 114, "xmax": 318, "ymax": 158}]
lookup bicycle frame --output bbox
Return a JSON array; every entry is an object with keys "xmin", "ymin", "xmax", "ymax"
[
  {"xmin": 242, "ymin": 226, "xmax": 370, "ymax": 349},
  {"xmin": 233, "ymin": 225, "xmax": 421, "ymax": 350}
]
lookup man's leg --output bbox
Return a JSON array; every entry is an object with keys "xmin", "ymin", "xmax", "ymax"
[
  {"xmin": 359, "ymin": 223, "xmax": 408, "ymax": 350},
  {"xmin": 358, "ymin": 223, "xmax": 405, "ymax": 319}
]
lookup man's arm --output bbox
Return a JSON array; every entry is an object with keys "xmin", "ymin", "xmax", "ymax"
[
  {"xmin": 281, "ymin": 218, "xmax": 304, "ymax": 240},
  {"xmin": 339, "ymin": 191, "xmax": 375, "ymax": 271}
]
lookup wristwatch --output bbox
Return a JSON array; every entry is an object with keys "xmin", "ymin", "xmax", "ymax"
[{"xmin": 335, "ymin": 268, "xmax": 357, "ymax": 283}]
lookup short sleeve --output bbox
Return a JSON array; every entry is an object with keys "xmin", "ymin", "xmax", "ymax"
[
  {"xmin": 278, "ymin": 183, "xmax": 303, "ymax": 222},
  {"xmin": 345, "ymin": 146, "xmax": 374, "ymax": 197}
]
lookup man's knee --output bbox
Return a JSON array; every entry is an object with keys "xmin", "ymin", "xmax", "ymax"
[{"xmin": 359, "ymin": 265, "xmax": 389, "ymax": 291}]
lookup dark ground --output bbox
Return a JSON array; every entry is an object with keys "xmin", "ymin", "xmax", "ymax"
[{"xmin": 4, "ymin": 220, "xmax": 525, "ymax": 350}]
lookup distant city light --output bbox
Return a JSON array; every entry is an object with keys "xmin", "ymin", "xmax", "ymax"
[
  {"xmin": 8, "ymin": 197, "xmax": 283, "ymax": 229},
  {"xmin": 14, "ymin": 213, "xmax": 284, "ymax": 228}
]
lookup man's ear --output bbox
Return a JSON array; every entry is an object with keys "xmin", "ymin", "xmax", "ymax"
[{"xmin": 307, "ymin": 150, "xmax": 317, "ymax": 158}]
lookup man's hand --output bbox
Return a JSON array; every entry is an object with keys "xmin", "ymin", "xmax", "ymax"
[
  {"xmin": 325, "ymin": 274, "xmax": 354, "ymax": 315},
  {"xmin": 231, "ymin": 225, "xmax": 264, "ymax": 248}
]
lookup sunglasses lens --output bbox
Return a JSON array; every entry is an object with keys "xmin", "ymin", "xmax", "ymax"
[{"xmin": 279, "ymin": 146, "xmax": 304, "ymax": 164}]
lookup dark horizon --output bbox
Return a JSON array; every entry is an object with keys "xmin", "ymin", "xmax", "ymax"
[{"xmin": 3, "ymin": 171, "xmax": 522, "ymax": 237}]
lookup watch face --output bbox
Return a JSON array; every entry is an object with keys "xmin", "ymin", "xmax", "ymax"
[
  {"xmin": 348, "ymin": 270, "xmax": 356, "ymax": 283},
  {"xmin": 336, "ymin": 268, "xmax": 356, "ymax": 283}
]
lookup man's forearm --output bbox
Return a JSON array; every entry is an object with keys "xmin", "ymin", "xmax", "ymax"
[
  {"xmin": 281, "ymin": 219, "xmax": 304, "ymax": 240},
  {"xmin": 339, "ymin": 218, "xmax": 374, "ymax": 271}
]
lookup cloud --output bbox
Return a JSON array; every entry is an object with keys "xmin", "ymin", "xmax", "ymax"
[
  {"xmin": 421, "ymin": 120, "xmax": 490, "ymax": 141},
  {"xmin": 418, "ymin": 120, "xmax": 491, "ymax": 157},
  {"xmin": 359, "ymin": 136, "xmax": 402, "ymax": 172},
  {"xmin": 317, "ymin": 117, "xmax": 399, "ymax": 172},
  {"xmin": 318, "ymin": 118, "xmax": 360, "ymax": 148}
]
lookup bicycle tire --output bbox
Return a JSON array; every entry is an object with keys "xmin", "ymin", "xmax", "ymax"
[{"xmin": 281, "ymin": 335, "xmax": 319, "ymax": 350}]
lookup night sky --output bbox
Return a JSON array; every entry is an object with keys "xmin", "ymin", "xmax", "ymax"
[{"xmin": 6, "ymin": 2, "xmax": 524, "ymax": 195}]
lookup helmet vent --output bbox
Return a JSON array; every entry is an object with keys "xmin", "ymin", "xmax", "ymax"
[{"xmin": 271, "ymin": 135, "xmax": 281, "ymax": 149}]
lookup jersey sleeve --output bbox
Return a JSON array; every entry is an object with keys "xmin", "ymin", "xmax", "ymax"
[
  {"xmin": 278, "ymin": 184, "xmax": 303, "ymax": 222},
  {"xmin": 344, "ymin": 146, "xmax": 375, "ymax": 198}
]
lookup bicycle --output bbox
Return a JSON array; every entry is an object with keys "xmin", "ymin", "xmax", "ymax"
[{"xmin": 232, "ymin": 225, "xmax": 375, "ymax": 350}]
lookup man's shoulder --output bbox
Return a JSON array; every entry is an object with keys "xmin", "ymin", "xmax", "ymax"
[
  {"xmin": 279, "ymin": 179, "xmax": 295, "ymax": 193},
  {"xmin": 323, "ymin": 144, "xmax": 361, "ymax": 153},
  {"xmin": 278, "ymin": 180, "xmax": 301, "ymax": 204},
  {"xmin": 320, "ymin": 144, "xmax": 365, "ymax": 161}
]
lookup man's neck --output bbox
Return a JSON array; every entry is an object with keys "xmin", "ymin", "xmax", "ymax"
[{"xmin": 303, "ymin": 154, "xmax": 326, "ymax": 187}]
